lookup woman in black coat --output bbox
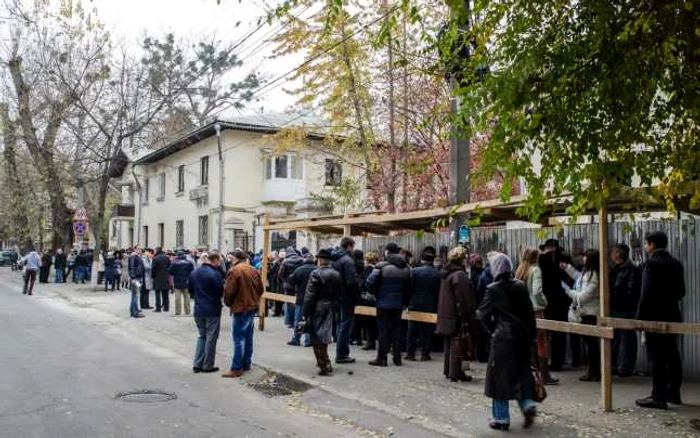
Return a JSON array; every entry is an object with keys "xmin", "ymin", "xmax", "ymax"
[
  {"xmin": 104, "ymin": 252, "xmax": 118, "ymax": 292},
  {"xmin": 477, "ymin": 252, "xmax": 537, "ymax": 431}
]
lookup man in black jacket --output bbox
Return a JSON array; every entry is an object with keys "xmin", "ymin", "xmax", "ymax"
[
  {"xmin": 54, "ymin": 249, "xmax": 67, "ymax": 283},
  {"xmin": 303, "ymin": 249, "xmax": 342, "ymax": 376},
  {"xmin": 332, "ymin": 237, "xmax": 359, "ymax": 364},
  {"xmin": 288, "ymin": 254, "xmax": 317, "ymax": 347},
  {"xmin": 405, "ymin": 247, "xmax": 441, "ymax": 361},
  {"xmin": 151, "ymin": 248, "xmax": 172, "ymax": 313},
  {"xmin": 609, "ymin": 243, "xmax": 641, "ymax": 377},
  {"xmin": 278, "ymin": 247, "xmax": 303, "ymax": 327},
  {"xmin": 636, "ymin": 231, "xmax": 685, "ymax": 410}
]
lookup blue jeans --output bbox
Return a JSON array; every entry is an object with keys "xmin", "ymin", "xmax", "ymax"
[
  {"xmin": 284, "ymin": 303, "xmax": 295, "ymax": 328},
  {"xmin": 129, "ymin": 280, "xmax": 140, "ymax": 317},
  {"xmin": 54, "ymin": 269, "xmax": 64, "ymax": 283},
  {"xmin": 75, "ymin": 267, "xmax": 86, "ymax": 283},
  {"xmin": 491, "ymin": 399, "xmax": 535, "ymax": 424},
  {"xmin": 336, "ymin": 303, "xmax": 355, "ymax": 360},
  {"xmin": 611, "ymin": 310, "xmax": 638, "ymax": 374},
  {"xmin": 231, "ymin": 310, "xmax": 255, "ymax": 371},
  {"xmin": 194, "ymin": 317, "xmax": 221, "ymax": 371},
  {"xmin": 290, "ymin": 304, "xmax": 311, "ymax": 346}
]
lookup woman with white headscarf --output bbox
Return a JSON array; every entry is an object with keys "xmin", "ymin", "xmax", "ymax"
[{"xmin": 477, "ymin": 252, "xmax": 538, "ymax": 431}]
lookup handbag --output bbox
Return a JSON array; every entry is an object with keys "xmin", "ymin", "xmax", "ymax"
[
  {"xmin": 568, "ymin": 294, "xmax": 582, "ymax": 323},
  {"xmin": 531, "ymin": 366, "xmax": 547, "ymax": 403}
]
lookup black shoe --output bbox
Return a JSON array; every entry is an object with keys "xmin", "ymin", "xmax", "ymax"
[
  {"xmin": 451, "ymin": 374, "xmax": 473, "ymax": 382},
  {"xmin": 201, "ymin": 367, "xmax": 220, "ymax": 373},
  {"xmin": 393, "ymin": 358, "xmax": 402, "ymax": 366},
  {"xmin": 579, "ymin": 374, "xmax": 600, "ymax": 382},
  {"xmin": 287, "ymin": 341, "xmax": 301, "ymax": 346},
  {"xmin": 361, "ymin": 343, "xmax": 376, "ymax": 351},
  {"xmin": 636, "ymin": 397, "xmax": 668, "ymax": 410},
  {"xmin": 318, "ymin": 367, "xmax": 333, "ymax": 376},
  {"xmin": 668, "ymin": 394, "xmax": 682, "ymax": 405},
  {"xmin": 404, "ymin": 356, "xmax": 417, "ymax": 361},
  {"xmin": 154, "ymin": 309, "xmax": 162, "ymax": 313},
  {"xmin": 544, "ymin": 377, "xmax": 560, "ymax": 385},
  {"xmin": 335, "ymin": 357, "xmax": 356, "ymax": 364},
  {"xmin": 243, "ymin": 366, "xmax": 251, "ymax": 372},
  {"xmin": 420, "ymin": 355, "xmax": 432, "ymax": 361},
  {"xmin": 523, "ymin": 406, "xmax": 537, "ymax": 429},
  {"xmin": 193, "ymin": 367, "xmax": 202, "ymax": 373},
  {"xmin": 369, "ymin": 359, "xmax": 387, "ymax": 367},
  {"xmin": 550, "ymin": 364, "xmax": 563, "ymax": 372},
  {"xmin": 488, "ymin": 421, "xmax": 510, "ymax": 431}
]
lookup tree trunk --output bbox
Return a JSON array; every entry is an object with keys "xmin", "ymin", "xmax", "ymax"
[
  {"xmin": 0, "ymin": 103, "xmax": 33, "ymax": 249},
  {"xmin": 8, "ymin": 57, "xmax": 73, "ymax": 249}
]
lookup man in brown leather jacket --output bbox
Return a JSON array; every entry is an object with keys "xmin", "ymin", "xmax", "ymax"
[{"xmin": 222, "ymin": 250, "xmax": 263, "ymax": 378}]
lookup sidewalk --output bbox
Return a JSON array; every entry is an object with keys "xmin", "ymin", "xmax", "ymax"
[{"xmin": 7, "ymin": 271, "xmax": 700, "ymax": 438}]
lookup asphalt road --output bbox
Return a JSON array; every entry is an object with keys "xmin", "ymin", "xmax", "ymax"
[{"xmin": 0, "ymin": 274, "xmax": 364, "ymax": 438}]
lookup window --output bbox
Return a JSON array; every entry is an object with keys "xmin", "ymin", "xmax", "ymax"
[
  {"xmin": 143, "ymin": 226, "xmax": 149, "ymax": 248},
  {"xmin": 275, "ymin": 155, "xmax": 288, "ymax": 179},
  {"xmin": 198, "ymin": 215, "xmax": 209, "ymax": 246},
  {"xmin": 200, "ymin": 156, "xmax": 209, "ymax": 186},
  {"xmin": 177, "ymin": 165, "xmax": 185, "ymax": 193},
  {"xmin": 265, "ymin": 154, "xmax": 302, "ymax": 180},
  {"xmin": 157, "ymin": 173, "xmax": 165, "ymax": 201},
  {"xmin": 325, "ymin": 159, "xmax": 342, "ymax": 186},
  {"xmin": 290, "ymin": 155, "xmax": 303, "ymax": 179},
  {"xmin": 265, "ymin": 157, "xmax": 272, "ymax": 180},
  {"xmin": 143, "ymin": 178, "xmax": 149, "ymax": 203},
  {"xmin": 175, "ymin": 220, "xmax": 184, "ymax": 249},
  {"xmin": 125, "ymin": 185, "xmax": 134, "ymax": 204},
  {"xmin": 158, "ymin": 222, "xmax": 164, "ymax": 249}
]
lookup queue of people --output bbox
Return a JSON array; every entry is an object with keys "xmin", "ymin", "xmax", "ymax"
[{"xmin": 9, "ymin": 228, "xmax": 687, "ymax": 427}]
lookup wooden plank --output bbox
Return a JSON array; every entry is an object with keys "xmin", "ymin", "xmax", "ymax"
[
  {"xmin": 536, "ymin": 319, "xmax": 614, "ymax": 339},
  {"xmin": 262, "ymin": 291, "xmax": 296, "ymax": 304},
  {"xmin": 599, "ymin": 206, "xmax": 613, "ymax": 412},
  {"xmin": 258, "ymin": 215, "xmax": 271, "ymax": 332},
  {"xmin": 599, "ymin": 317, "xmax": 700, "ymax": 334},
  {"xmin": 265, "ymin": 195, "xmax": 529, "ymax": 231},
  {"xmin": 354, "ymin": 306, "xmax": 438, "ymax": 323},
  {"xmin": 343, "ymin": 224, "xmax": 352, "ymax": 236}
]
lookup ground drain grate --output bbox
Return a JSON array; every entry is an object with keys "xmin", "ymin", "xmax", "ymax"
[
  {"xmin": 115, "ymin": 390, "xmax": 177, "ymax": 403},
  {"xmin": 248, "ymin": 372, "xmax": 311, "ymax": 398}
]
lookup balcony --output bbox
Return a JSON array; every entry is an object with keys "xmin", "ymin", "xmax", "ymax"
[
  {"xmin": 111, "ymin": 204, "xmax": 135, "ymax": 218},
  {"xmin": 261, "ymin": 178, "xmax": 305, "ymax": 203}
]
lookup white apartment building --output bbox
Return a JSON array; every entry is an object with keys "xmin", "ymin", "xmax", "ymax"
[{"xmin": 109, "ymin": 113, "xmax": 350, "ymax": 253}]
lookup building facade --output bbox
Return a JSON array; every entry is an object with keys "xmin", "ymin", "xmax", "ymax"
[{"xmin": 109, "ymin": 114, "xmax": 351, "ymax": 253}]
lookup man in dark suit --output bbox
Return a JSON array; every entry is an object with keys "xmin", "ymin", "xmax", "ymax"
[
  {"xmin": 636, "ymin": 231, "xmax": 685, "ymax": 410},
  {"xmin": 151, "ymin": 248, "xmax": 172, "ymax": 312}
]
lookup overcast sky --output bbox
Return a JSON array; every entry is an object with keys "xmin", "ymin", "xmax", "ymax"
[{"xmin": 92, "ymin": 0, "xmax": 303, "ymax": 115}]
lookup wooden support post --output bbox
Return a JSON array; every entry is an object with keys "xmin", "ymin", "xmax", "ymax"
[
  {"xmin": 258, "ymin": 214, "xmax": 271, "ymax": 331},
  {"xmin": 343, "ymin": 224, "xmax": 352, "ymax": 237},
  {"xmin": 598, "ymin": 206, "xmax": 613, "ymax": 411}
]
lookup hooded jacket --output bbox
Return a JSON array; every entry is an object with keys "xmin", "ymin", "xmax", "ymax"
[
  {"xmin": 169, "ymin": 254, "xmax": 195, "ymax": 290},
  {"xmin": 436, "ymin": 262, "xmax": 476, "ymax": 336},
  {"xmin": 289, "ymin": 257, "xmax": 318, "ymax": 305},
  {"xmin": 366, "ymin": 253, "xmax": 412, "ymax": 310},
  {"xmin": 332, "ymin": 249, "xmax": 360, "ymax": 306},
  {"xmin": 408, "ymin": 261, "xmax": 441, "ymax": 313},
  {"xmin": 637, "ymin": 249, "xmax": 685, "ymax": 322},
  {"xmin": 277, "ymin": 247, "xmax": 304, "ymax": 296}
]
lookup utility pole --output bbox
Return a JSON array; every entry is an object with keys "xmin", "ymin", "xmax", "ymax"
[
  {"xmin": 214, "ymin": 123, "xmax": 225, "ymax": 251},
  {"xmin": 448, "ymin": 1, "xmax": 471, "ymax": 247}
]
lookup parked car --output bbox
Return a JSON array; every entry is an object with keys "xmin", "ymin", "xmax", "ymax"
[{"xmin": 0, "ymin": 251, "xmax": 13, "ymax": 267}]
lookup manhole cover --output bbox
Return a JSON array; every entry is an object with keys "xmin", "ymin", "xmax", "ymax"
[{"xmin": 115, "ymin": 390, "xmax": 177, "ymax": 403}]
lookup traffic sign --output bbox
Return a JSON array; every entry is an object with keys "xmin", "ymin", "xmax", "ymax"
[
  {"xmin": 459, "ymin": 225, "xmax": 470, "ymax": 243},
  {"xmin": 73, "ymin": 221, "xmax": 88, "ymax": 236}
]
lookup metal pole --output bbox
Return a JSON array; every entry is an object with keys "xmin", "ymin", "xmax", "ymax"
[
  {"xmin": 215, "ymin": 123, "xmax": 225, "ymax": 251},
  {"xmin": 448, "ymin": 1, "xmax": 471, "ymax": 246}
]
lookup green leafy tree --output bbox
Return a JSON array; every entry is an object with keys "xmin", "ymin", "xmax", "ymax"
[{"xmin": 442, "ymin": 0, "xmax": 699, "ymax": 219}]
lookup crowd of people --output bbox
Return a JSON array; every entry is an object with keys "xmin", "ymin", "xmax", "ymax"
[{"xmin": 9, "ymin": 229, "xmax": 686, "ymax": 429}]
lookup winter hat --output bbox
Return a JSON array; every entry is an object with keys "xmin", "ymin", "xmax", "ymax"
[
  {"xmin": 488, "ymin": 252, "xmax": 513, "ymax": 278},
  {"xmin": 385, "ymin": 243, "xmax": 401, "ymax": 254}
]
